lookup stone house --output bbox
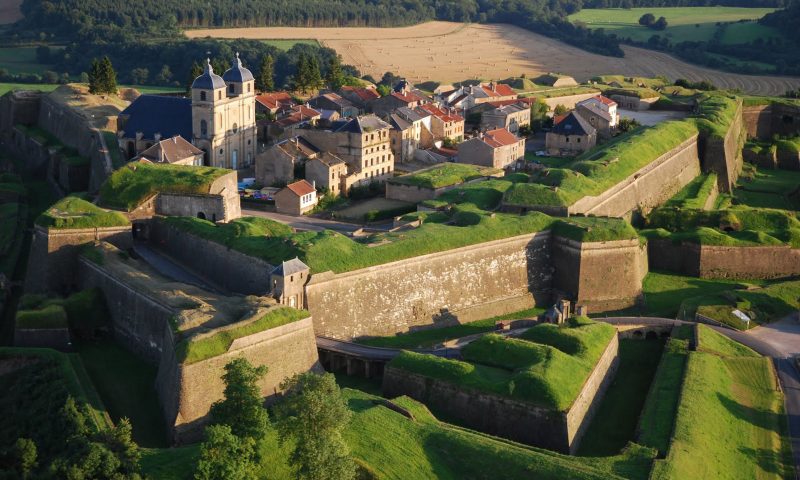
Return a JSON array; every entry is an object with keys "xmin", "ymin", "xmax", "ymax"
[
  {"xmin": 268, "ymin": 105, "xmax": 322, "ymax": 142},
  {"xmin": 134, "ymin": 135, "xmax": 204, "ymax": 166},
  {"xmin": 417, "ymin": 103, "xmax": 465, "ymax": 142},
  {"xmin": 307, "ymin": 93, "xmax": 358, "ymax": 118},
  {"xmin": 255, "ymin": 136, "xmax": 321, "ymax": 186},
  {"xmin": 389, "ymin": 107, "xmax": 434, "ymax": 163},
  {"xmin": 442, "ymin": 82, "xmax": 517, "ymax": 110},
  {"xmin": 575, "ymin": 96, "xmax": 618, "ymax": 138},
  {"xmin": 480, "ymin": 102, "xmax": 531, "ymax": 134},
  {"xmin": 339, "ymin": 86, "xmax": 381, "ymax": 113},
  {"xmin": 270, "ymin": 258, "xmax": 310, "ymax": 308},
  {"xmin": 301, "ymin": 115, "xmax": 395, "ymax": 191},
  {"xmin": 457, "ymin": 128, "xmax": 525, "ymax": 169},
  {"xmin": 255, "ymin": 91, "xmax": 296, "ymax": 116},
  {"xmin": 305, "ymin": 152, "xmax": 348, "ymax": 197},
  {"xmin": 274, "ymin": 179, "xmax": 317, "ymax": 215},
  {"xmin": 370, "ymin": 82, "xmax": 430, "ymax": 117},
  {"xmin": 545, "ymin": 112, "xmax": 597, "ymax": 156}
]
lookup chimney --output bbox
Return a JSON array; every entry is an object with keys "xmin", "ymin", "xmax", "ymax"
[
  {"xmin": 312, "ymin": 180, "xmax": 316, "ymax": 189},
  {"xmin": 154, "ymin": 132, "xmax": 162, "ymax": 142}
]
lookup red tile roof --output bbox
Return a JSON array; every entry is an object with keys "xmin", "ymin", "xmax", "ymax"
[
  {"xmin": 391, "ymin": 90, "xmax": 425, "ymax": 105},
  {"xmin": 285, "ymin": 180, "xmax": 316, "ymax": 197},
  {"xmin": 417, "ymin": 103, "xmax": 463, "ymax": 123},
  {"xmin": 483, "ymin": 128, "xmax": 520, "ymax": 148},
  {"xmin": 595, "ymin": 95, "xmax": 617, "ymax": 106},
  {"xmin": 256, "ymin": 92, "xmax": 295, "ymax": 110},
  {"xmin": 553, "ymin": 114, "xmax": 568, "ymax": 125},
  {"xmin": 341, "ymin": 86, "xmax": 380, "ymax": 102},
  {"xmin": 481, "ymin": 83, "xmax": 516, "ymax": 98}
]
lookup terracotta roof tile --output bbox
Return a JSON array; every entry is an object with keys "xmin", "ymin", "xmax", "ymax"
[
  {"xmin": 483, "ymin": 128, "xmax": 520, "ymax": 148},
  {"xmin": 285, "ymin": 179, "xmax": 316, "ymax": 197}
]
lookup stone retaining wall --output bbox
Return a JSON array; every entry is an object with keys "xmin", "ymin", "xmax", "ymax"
[{"xmin": 382, "ymin": 333, "xmax": 619, "ymax": 453}]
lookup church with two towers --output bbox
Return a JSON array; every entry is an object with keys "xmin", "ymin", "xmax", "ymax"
[{"xmin": 117, "ymin": 53, "xmax": 257, "ymax": 169}]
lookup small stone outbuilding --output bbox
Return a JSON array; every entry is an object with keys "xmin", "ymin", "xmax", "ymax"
[{"xmin": 274, "ymin": 179, "xmax": 317, "ymax": 215}]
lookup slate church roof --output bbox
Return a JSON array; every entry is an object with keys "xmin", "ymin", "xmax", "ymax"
[
  {"xmin": 271, "ymin": 257, "xmax": 309, "ymax": 276},
  {"xmin": 551, "ymin": 112, "xmax": 596, "ymax": 137},
  {"xmin": 119, "ymin": 95, "xmax": 192, "ymax": 141}
]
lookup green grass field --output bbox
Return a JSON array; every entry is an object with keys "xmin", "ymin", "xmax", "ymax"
[
  {"xmin": 261, "ymin": 39, "xmax": 320, "ymax": 50},
  {"xmin": 0, "ymin": 46, "xmax": 60, "ymax": 75},
  {"xmin": 76, "ymin": 339, "xmax": 168, "ymax": 447},
  {"xmin": 651, "ymin": 326, "xmax": 792, "ymax": 479},
  {"xmin": 569, "ymin": 7, "xmax": 778, "ymax": 44},
  {"xmin": 735, "ymin": 165, "xmax": 800, "ymax": 210},
  {"xmin": 36, "ymin": 195, "xmax": 130, "ymax": 229},
  {"xmin": 390, "ymin": 163, "xmax": 501, "ymax": 189},
  {"xmin": 578, "ymin": 339, "xmax": 665, "ymax": 456}
]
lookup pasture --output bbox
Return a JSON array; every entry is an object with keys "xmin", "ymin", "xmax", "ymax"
[
  {"xmin": 569, "ymin": 7, "xmax": 778, "ymax": 44},
  {"xmin": 0, "ymin": 46, "xmax": 60, "ymax": 75},
  {"xmin": 184, "ymin": 21, "xmax": 800, "ymax": 96}
]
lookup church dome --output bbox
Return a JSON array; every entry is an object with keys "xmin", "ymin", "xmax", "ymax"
[
  {"xmin": 223, "ymin": 53, "xmax": 254, "ymax": 83},
  {"xmin": 191, "ymin": 59, "xmax": 226, "ymax": 90}
]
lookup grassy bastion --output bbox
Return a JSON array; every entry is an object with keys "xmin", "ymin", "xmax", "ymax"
[{"xmin": 382, "ymin": 318, "xmax": 619, "ymax": 453}]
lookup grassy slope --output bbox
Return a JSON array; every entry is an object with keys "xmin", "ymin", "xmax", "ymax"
[
  {"xmin": 36, "ymin": 195, "xmax": 130, "ymax": 229},
  {"xmin": 390, "ymin": 163, "xmax": 501, "ymax": 189},
  {"xmin": 735, "ymin": 165, "xmax": 800, "ymax": 211},
  {"xmin": 651, "ymin": 326, "xmax": 792, "ymax": 479},
  {"xmin": 99, "ymin": 162, "xmax": 229, "ymax": 210},
  {"xmin": 578, "ymin": 339, "xmax": 665, "ymax": 456},
  {"xmin": 663, "ymin": 173, "xmax": 717, "ymax": 209},
  {"xmin": 76, "ymin": 339, "xmax": 168, "ymax": 447},
  {"xmin": 569, "ymin": 7, "xmax": 778, "ymax": 44}
]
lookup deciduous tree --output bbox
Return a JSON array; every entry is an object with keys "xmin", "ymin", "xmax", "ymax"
[
  {"xmin": 209, "ymin": 358, "xmax": 269, "ymax": 440},
  {"xmin": 194, "ymin": 425, "xmax": 257, "ymax": 480}
]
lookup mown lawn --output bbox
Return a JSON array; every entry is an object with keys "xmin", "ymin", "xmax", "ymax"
[
  {"xmin": 578, "ymin": 339, "xmax": 665, "ymax": 456},
  {"xmin": 569, "ymin": 7, "xmax": 779, "ymax": 44},
  {"xmin": 735, "ymin": 166, "xmax": 800, "ymax": 210},
  {"xmin": 76, "ymin": 338, "xmax": 168, "ymax": 447},
  {"xmin": 650, "ymin": 326, "xmax": 793, "ymax": 479}
]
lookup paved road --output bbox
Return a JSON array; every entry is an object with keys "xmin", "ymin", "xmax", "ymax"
[
  {"xmin": 242, "ymin": 208, "xmax": 363, "ymax": 233},
  {"xmin": 316, "ymin": 336, "xmax": 460, "ymax": 360}
]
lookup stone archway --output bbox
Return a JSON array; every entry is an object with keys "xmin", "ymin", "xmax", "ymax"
[{"xmin": 197, "ymin": 212, "xmax": 206, "ymax": 220}]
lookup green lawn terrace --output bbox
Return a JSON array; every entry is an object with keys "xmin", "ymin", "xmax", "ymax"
[
  {"xmin": 98, "ymin": 162, "xmax": 230, "ymax": 211},
  {"xmin": 735, "ymin": 164, "xmax": 800, "ymax": 211},
  {"xmin": 81, "ymin": 242, "xmax": 308, "ymax": 365},
  {"xmin": 651, "ymin": 325, "xmax": 793, "ymax": 479},
  {"xmin": 388, "ymin": 163, "xmax": 503, "ymax": 189},
  {"xmin": 36, "ymin": 195, "xmax": 129, "ymax": 230},
  {"xmin": 642, "ymin": 205, "xmax": 800, "ymax": 248},
  {"xmin": 662, "ymin": 172, "xmax": 719, "ymax": 210}
]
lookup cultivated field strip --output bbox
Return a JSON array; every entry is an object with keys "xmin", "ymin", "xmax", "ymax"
[{"xmin": 186, "ymin": 21, "xmax": 800, "ymax": 96}]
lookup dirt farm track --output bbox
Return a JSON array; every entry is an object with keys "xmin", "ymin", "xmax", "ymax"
[{"xmin": 185, "ymin": 21, "xmax": 800, "ymax": 96}]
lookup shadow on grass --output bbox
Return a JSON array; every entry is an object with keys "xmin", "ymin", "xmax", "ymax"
[
  {"xmin": 737, "ymin": 446, "xmax": 786, "ymax": 476},
  {"xmin": 716, "ymin": 392, "xmax": 783, "ymax": 432}
]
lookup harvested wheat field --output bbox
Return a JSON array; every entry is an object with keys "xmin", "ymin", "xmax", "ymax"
[
  {"xmin": 0, "ymin": 0, "xmax": 22, "ymax": 24},
  {"xmin": 186, "ymin": 21, "xmax": 800, "ymax": 96}
]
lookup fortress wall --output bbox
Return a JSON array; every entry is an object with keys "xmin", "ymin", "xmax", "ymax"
[
  {"xmin": 156, "ymin": 194, "xmax": 228, "ymax": 223},
  {"xmin": 157, "ymin": 316, "xmax": 321, "ymax": 444},
  {"xmin": 565, "ymin": 334, "xmax": 619, "ymax": 452},
  {"xmin": 553, "ymin": 237, "xmax": 646, "ymax": 311},
  {"xmin": 771, "ymin": 103, "xmax": 800, "ymax": 138},
  {"xmin": 702, "ymin": 102, "xmax": 745, "ymax": 193},
  {"xmin": 541, "ymin": 93, "xmax": 600, "ymax": 111},
  {"xmin": 24, "ymin": 225, "xmax": 132, "ymax": 294},
  {"xmin": 149, "ymin": 218, "xmax": 273, "ymax": 295},
  {"xmin": 10, "ymin": 126, "xmax": 51, "ymax": 175},
  {"xmin": 0, "ymin": 91, "xmax": 42, "ymax": 133},
  {"xmin": 77, "ymin": 256, "xmax": 175, "ymax": 363},
  {"xmin": 568, "ymin": 135, "xmax": 701, "ymax": 218},
  {"xmin": 742, "ymin": 104, "xmax": 773, "ymax": 139},
  {"xmin": 381, "ymin": 333, "xmax": 619, "ymax": 454},
  {"xmin": 305, "ymin": 232, "xmax": 554, "ymax": 340},
  {"xmin": 385, "ymin": 182, "xmax": 439, "ymax": 203},
  {"xmin": 647, "ymin": 239, "xmax": 800, "ymax": 279},
  {"xmin": 776, "ymin": 149, "xmax": 800, "ymax": 171}
]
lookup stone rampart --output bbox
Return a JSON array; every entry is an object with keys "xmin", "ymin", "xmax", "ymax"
[
  {"xmin": 24, "ymin": 225, "xmax": 132, "ymax": 294},
  {"xmin": 568, "ymin": 135, "xmax": 700, "ymax": 218},
  {"xmin": 0, "ymin": 90, "xmax": 42, "ymax": 134},
  {"xmin": 743, "ymin": 103, "xmax": 800, "ymax": 139},
  {"xmin": 553, "ymin": 237, "xmax": 646, "ymax": 311},
  {"xmin": 386, "ymin": 176, "xmax": 500, "ymax": 204},
  {"xmin": 541, "ymin": 92, "xmax": 600, "ymax": 111},
  {"xmin": 701, "ymin": 101, "xmax": 745, "ymax": 193},
  {"xmin": 13, "ymin": 327, "xmax": 71, "ymax": 350},
  {"xmin": 148, "ymin": 218, "xmax": 273, "ymax": 295},
  {"xmin": 156, "ymin": 316, "xmax": 321, "ymax": 444},
  {"xmin": 156, "ymin": 194, "xmax": 228, "ymax": 223},
  {"xmin": 305, "ymin": 232, "xmax": 554, "ymax": 340},
  {"xmin": 77, "ymin": 256, "xmax": 176, "ymax": 363},
  {"xmin": 382, "ymin": 333, "xmax": 619, "ymax": 453},
  {"xmin": 742, "ymin": 104, "xmax": 773, "ymax": 139},
  {"xmin": 647, "ymin": 239, "xmax": 800, "ymax": 279}
]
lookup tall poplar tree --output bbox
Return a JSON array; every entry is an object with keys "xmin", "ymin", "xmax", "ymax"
[{"xmin": 257, "ymin": 53, "xmax": 274, "ymax": 92}]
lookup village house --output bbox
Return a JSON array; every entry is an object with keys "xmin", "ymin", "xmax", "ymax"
[
  {"xmin": 307, "ymin": 92, "xmax": 358, "ymax": 118},
  {"xmin": 274, "ymin": 179, "xmax": 318, "ymax": 215},
  {"xmin": 370, "ymin": 80, "xmax": 430, "ymax": 117},
  {"xmin": 545, "ymin": 112, "xmax": 597, "ymax": 156},
  {"xmin": 417, "ymin": 103, "xmax": 465, "ymax": 142},
  {"xmin": 134, "ymin": 135, "xmax": 204, "ymax": 166},
  {"xmin": 575, "ymin": 95, "xmax": 618, "ymax": 138},
  {"xmin": 339, "ymin": 85, "xmax": 381, "ymax": 113},
  {"xmin": 305, "ymin": 151, "xmax": 348, "ymax": 197},
  {"xmin": 457, "ymin": 128, "xmax": 525, "ymax": 169},
  {"xmin": 301, "ymin": 115, "xmax": 395, "ymax": 191},
  {"xmin": 480, "ymin": 101, "xmax": 531, "ymax": 134},
  {"xmin": 442, "ymin": 82, "xmax": 517, "ymax": 110},
  {"xmin": 118, "ymin": 55, "xmax": 257, "ymax": 169},
  {"xmin": 389, "ymin": 107, "xmax": 434, "ymax": 163},
  {"xmin": 255, "ymin": 91, "xmax": 296, "ymax": 117},
  {"xmin": 268, "ymin": 105, "xmax": 322, "ymax": 141},
  {"xmin": 255, "ymin": 135, "xmax": 321, "ymax": 186}
]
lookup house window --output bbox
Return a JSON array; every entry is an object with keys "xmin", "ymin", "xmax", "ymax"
[
  {"xmin": 200, "ymin": 91, "xmax": 206, "ymax": 101},
  {"xmin": 566, "ymin": 137, "xmax": 570, "ymax": 143},
  {"xmin": 220, "ymin": 148, "xmax": 224, "ymax": 154},
  {"xmin": 233, "ymin": 123, "xmax": 238, "ymax": 133},
  {"xmin": 577, "ymin": 138, "xmax": 581, "ymax": 143},
  {"xmin": 248, "ymin": 84, "xmax": 251, "ymax": 93},
  {"xmin": 218, "ymin": 91, "xmax": 222, "ymax": 100}
]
